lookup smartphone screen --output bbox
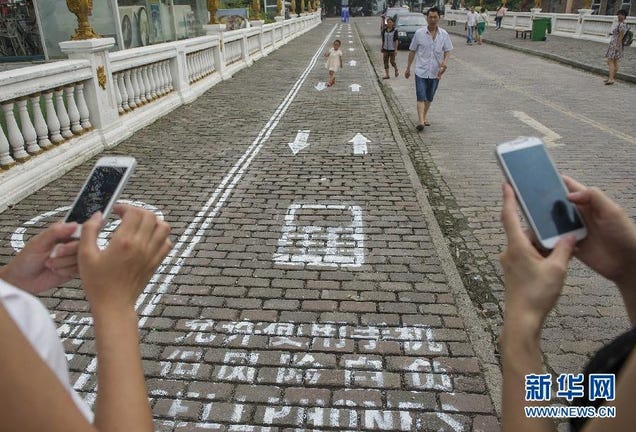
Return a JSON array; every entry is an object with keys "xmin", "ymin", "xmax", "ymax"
[
  {"xmin": 66, "ymin": 166, "xmax": 129, "ymax": 224},
  {"xmin": 500, "ymin": 145, "xmax": 583, "ymax": 240}
]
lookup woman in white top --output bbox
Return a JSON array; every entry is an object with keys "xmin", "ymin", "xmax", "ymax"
[{"xmin": 0, "ymin": 204, "xmax": 171, "ymax": 431}]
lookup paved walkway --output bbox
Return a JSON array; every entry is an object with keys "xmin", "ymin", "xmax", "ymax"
[
  {"xmin": 444, "ymin": 22, "xmax": 636, "ymax": 83},
  {"xmin": 360, "ymin": 14, "xmax": 635, "ymax": 430},
  {"xmin": 0, "ymin": 19, "xmax": 500, "ymax": 431},
  {"xmin": 1, "ymin": 17, "xmax": 635, "ymax": 432}
]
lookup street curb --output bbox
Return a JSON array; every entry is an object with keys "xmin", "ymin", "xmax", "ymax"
[
  {"xmin": 446, "ymin": 28, "xmax": 636, "ymax": 84},
  {"xmin": 355, "ymin": 22, "xmax": 504, "ymax": 417}
]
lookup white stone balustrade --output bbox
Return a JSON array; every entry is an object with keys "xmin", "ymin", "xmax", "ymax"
[
  {"xmin": 0, "ymin": 61, "xmax": 94, "ymax": 169},
  {"xmin": 0, "ymin": 13, "xmax": 321, "ymax": 213},
  {"xmin": 445, "ymin": 10, "xmax": 635, "ymax": 43}
]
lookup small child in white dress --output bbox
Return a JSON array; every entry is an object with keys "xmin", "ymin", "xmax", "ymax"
[{"xmin": 324, "ymin": 39, "xmax": 343, "ymax": 87}]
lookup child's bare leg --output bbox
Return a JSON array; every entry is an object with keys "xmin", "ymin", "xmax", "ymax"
[{"xmin": 328, "ymin": 71, "xmax": 335, "ymax": 86}]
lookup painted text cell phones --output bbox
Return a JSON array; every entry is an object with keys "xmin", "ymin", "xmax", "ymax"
[
  {"xmin": 64, "ymin": 156, "xmax": 137, "ymax": 238},
  {"xmin": 496, "ymin": 137, "xmax": 587, "ymax": 249}
]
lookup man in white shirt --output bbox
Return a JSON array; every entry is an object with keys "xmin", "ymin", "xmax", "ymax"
[
  {"xmin": 404, "ymin": 6, "xmax": 453, "ymax": 131},
  {"xmin": 466, "ymin": 6, "xmax": 478, "ymax": 45}
]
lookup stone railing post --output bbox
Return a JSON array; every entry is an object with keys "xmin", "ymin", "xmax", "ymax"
[
  {"xmin": 202, "ymin": 24, "xmax": 228, "ymax": 79},
  {"xmin": 171, "ymin": 46, "xmax": 189, "ymax": 95},
  {"xmin": 250, "ymin": 20, "xmax": 266, "ymax": 56},
  {"xmin": 576, "ymin": 9, "xmax": 592, "ymax": 37},
  {"xmin": 59, "ymin": 38, "xmax": 119, "ymax": 131},
  {"xmin": 242, "ymin": 30, "xmax": 253, "ymax": 67}
]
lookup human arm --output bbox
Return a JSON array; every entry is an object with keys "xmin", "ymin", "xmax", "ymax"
[
  {"xmin": 78, "ymin": 205, "xmax": 171, "ymax": 431},
  {"xmin": 437, "ymin": 50, "xmax": 451, "ymax": 79},
  {"xmin": 404, "ymin": 50, "xmax": 415, "ymax": 78},
  {"xmin": 0, "ymin": 204, "xmax": 171, "ymax": 431},
  {"xmin": 0, "ymin": 222, "xmax": 80, "ymax": 295},
  {"xmin": 0, "ymin": 301, "xmax": 97, "ymax": 432},
  {"xmin": 500, "ymin": 182, "xmax": 577, "ymax": 432},
  {"xmin": 563, "ymin": 176, "xmax": 636, "ymax": 324},
  {"xmin": 617, "ymin": 29, "xmax": 625, "ymax": 47}
]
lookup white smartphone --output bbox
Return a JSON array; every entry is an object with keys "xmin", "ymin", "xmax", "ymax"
[
  {"xmin": 64, "ymin": 156, "xmax": 137, "ymax": 238},
  {"xmin": 496, "ymin": 137, "xmax": 587, "ymax": 249}
]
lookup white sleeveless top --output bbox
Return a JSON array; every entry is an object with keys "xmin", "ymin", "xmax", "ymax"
[{"xmin": 0, "ymin": 279, "xmax": 93, "ymax": 422}]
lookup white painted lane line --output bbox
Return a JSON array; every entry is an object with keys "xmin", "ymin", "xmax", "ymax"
[
  {"xmin": 349, "ymin": 133, "xmax": 370, "ymax": 155},
  {"xmin": 137, "ymin": 24, "xmax": 338, "ymax": 318},
  {"xmin": 73, "ymin": 25, "xmax": 339, "ymax": 393},
  {"xmin": 288, "ymin": 130, "xmax": 311, "ymax": 155},
  {"xmin": 511, "ymin": 111, "xmax": 563, "ymax": 148}
]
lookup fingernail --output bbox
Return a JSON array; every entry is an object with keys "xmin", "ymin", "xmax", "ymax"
[{"xmin": 49, "ymin": 244, "xmax": 61, "ymax": 259}]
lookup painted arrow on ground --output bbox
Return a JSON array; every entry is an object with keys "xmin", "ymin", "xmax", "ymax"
[
  {"xmin": 349, "ymin": 133, "xmax": 370, "ymax": 155},
  {"xmin": 315, "ymin": 82, "xmax": 327, "ymax": 91},
  {"xmin": 289, "ymin": 130, "xmax": 311, "ymax": 155},
  {"xmin": 349, "ymin": 84, "xmax": 361, "ymax": 92},
  {"xmin": 348, "ymin": 60, "xmax": 357, "ymax": 66}
]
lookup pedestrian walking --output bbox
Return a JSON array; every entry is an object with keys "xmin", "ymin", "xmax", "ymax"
[
  {"xmin": 404, "ymin": 6, "xmax": 452, "ymax": 131},
  {"xmin": 495, "ymin": 4, "xmax": 506, "ymax": 30},
  {"xmin": 465, "ymin": 6, "xmax": 477, "ymax": 45},
  {"xmin": 605, "ymin": 9, "xmax": 629, "ymax": 85},
  {"xmin": 381, "ymin": 17, "xmax": 399, "ymax": 79},
  {"xmin": 476, "ymin": 7, "xmax": 488, "ymax": 45},
  {"xmin": 324, "ymin": 39, "xmax": 343, "ymax": 87}
]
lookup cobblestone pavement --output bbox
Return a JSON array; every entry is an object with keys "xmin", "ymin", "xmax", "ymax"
[
  {"xmin": 358, "ymin": 15, "xmax": 635, "ymax": 430},
  {"xmin": 443, "ymin": 20, "xmax": 636, "ymax": 83},
  {"xmin": 0, "ymin": 19, "xmax": 501, "ymax": 432}
]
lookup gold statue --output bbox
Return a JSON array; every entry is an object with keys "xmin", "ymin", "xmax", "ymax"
[
  {"xmin": 66, "ymin": 0, "xmax": 100, "ymax": 40},
  {"xmin": 301, "ymin": 0, "xmax": 306, "ymax": 13},
  {"xmin": 252, "ymin": 0, "xmax": 262, "ymax": 19},
  {"xmin": 534, "ymin": 0, "xmax": 542, "ymax": 8},
  {"xmin": 290, "ymin": 0, "xmax": 296, "ymax": 14},
  {"xmin": 207, "ymin": 0, "xmax": 220, "ymax": 24},
  {"xmin": 277, "ymin": 0, "xmax": 283, "ymax": 15}
]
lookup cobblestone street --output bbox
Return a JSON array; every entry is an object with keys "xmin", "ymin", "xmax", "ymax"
[{"xmin": 1, "ymin": 15, "xmax": 635, "ymax": 432}]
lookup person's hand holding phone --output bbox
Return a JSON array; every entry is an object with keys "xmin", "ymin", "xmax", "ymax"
[
  {"xmin": 78, "ymin": 204, "xmax": 171, "ymax": 317},
  {"xmin": 0, "ymin": 222, "xmax": 80, "ymax": 294},
  {"xmin": 500, "ymin": 183, "xmax": 577, "ymax": 335},
  {"xmin": 564, "ymin": 175, "xmax": 636, "ymax": 289}
]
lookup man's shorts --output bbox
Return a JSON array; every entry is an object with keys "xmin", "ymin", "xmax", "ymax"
[{"xmin": 415, "ymin": 76, "xmax": 439, "ymax": 102}]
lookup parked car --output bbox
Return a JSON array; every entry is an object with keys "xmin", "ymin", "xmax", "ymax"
[
  {"xmin": 381, "ymin": 6, "xmax": 411, "ymax": 32},
  {"xmin": 396, "ymin": 13, "xmax": 427, "ymax": 49}
]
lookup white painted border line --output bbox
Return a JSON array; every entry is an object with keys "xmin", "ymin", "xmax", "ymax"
[
  {"xmin": 511, "ymin": 111, "xmax": 563, "ymax": 148},
  {"xmin": 137, "ymin": 25, "xmax": 339, "ymax": 318},
  {"xmin": 73, "ymin": 24, "xmax": 339, "ymax": 393}
]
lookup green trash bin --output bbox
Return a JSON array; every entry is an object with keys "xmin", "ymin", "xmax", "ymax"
[{"xmin": 531, "ymin": 17, "xmax": 551, "ymax": 41}]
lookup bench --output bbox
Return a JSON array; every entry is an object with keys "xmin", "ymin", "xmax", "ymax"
[
  {"xmin": 446, "ymin": 19, "xmax": 457, "ymax": 26},
  {"xmin": 514, "ymin": 28, "xmax": 532, "ymax": 39}
]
